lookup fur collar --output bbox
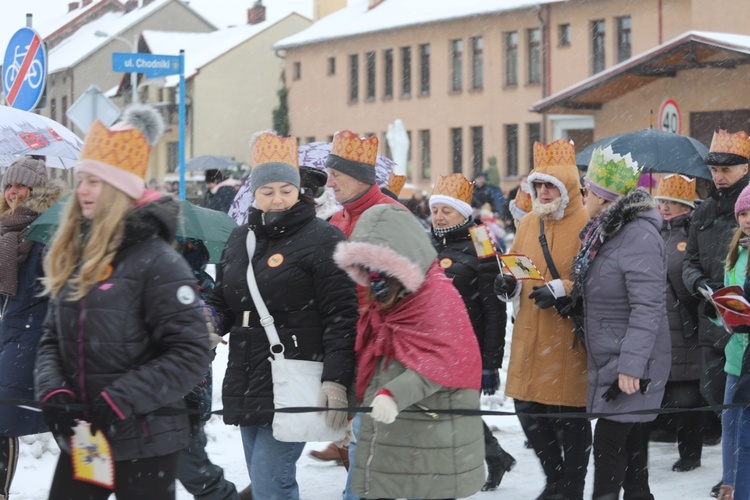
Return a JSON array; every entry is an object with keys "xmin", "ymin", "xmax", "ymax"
[
  {"xmin": 598, "ymin": 187, "xmax": 655, "ymax": 238},
  {"xmin": 0, "ymin": 179, "xmax": 67, "ymax": 218}
]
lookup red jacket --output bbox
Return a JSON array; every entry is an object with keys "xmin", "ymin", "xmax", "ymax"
[{"xmin": 329, "ymin": 185, "xmax": 403, "ymax": 238}]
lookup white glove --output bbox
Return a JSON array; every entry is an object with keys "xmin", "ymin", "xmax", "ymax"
[
  {"xmin": 317, "ymin": 381, "xmax": 349, "ymax": 430},
  {"xmin": 546, "ymin": 278, "xmax": 566, "ymax": 298},
  {"xmin": 206, "ymin": 321, "xmax": 226, "ymax": 349},
  {"xmin": 334, "ymin": 419, "xmax": 356, "ymax": 448},
  {"xmin": 371, "ymin": 394, "xmax": 398, "ymax": 424}
]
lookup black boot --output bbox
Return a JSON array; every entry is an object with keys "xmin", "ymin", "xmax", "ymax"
[
  {"xmin": 535, "ymin": 483, "xmax": 557, "ymax": 500},
  {"xmin": 481, "ymin": 440, "xmax": 516, "ymax": 491}
]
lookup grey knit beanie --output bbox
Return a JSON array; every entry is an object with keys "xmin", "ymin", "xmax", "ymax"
[
  {"xmin": 3, "ymin": 157, "xmax": 47, "ymax": 189},
  {"xmin": 250, "ymin": 162, "xmax": 301, "ymax": 193}
]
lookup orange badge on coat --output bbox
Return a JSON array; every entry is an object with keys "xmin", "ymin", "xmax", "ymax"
[
  {"xmin": 440, "ymin": 258, "xmax": 453, "ymax": 269},
  {"xmin": 268, "ymin": 254, "xmax": 284, "ymax": 267},
  {"xmin": 677, "ymin": 241, "xmax": 687, "ymax": 252}
]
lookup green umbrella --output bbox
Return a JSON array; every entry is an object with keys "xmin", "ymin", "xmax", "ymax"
[{"xmin": 27, "ymin": 195, "xmax": 236, "ymax": 264}]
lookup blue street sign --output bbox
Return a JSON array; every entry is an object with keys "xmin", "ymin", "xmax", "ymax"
[
  {"xmin": 112, "ymin": 52, "xmax": 182, "ymax": 78},
  {"xmin": 3, "ymin": 27, "xmax": 47, "ymax": 111}
]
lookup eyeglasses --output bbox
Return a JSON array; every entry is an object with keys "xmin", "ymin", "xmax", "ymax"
[{"xmin": 532, "ymin": 181, "xmax": 557, "ymax": 190}]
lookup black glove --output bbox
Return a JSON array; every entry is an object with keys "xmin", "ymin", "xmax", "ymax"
[
  {"xmin": 703, "ymin": 300, "xmax": 718, "ymax": 320},
  {"xmin": 601, "ymin": 378, "xmax": 651, "ymax": 402},
  {"xmin": 494, "ymin": 274, "xmax": 518, "ymax": 298},
  {"xmin": 89, "ymin": 394, "xmax": 121, "ymax": 436},
  {"xmin": 529, "ymin": 285, "xmax": 556, "ymax": 309},
  {"xmin": 42, "ymin": 392, "xmax": 81, "ymax": 438},
  {"xmin": 481, "ymin": 369, "xmax": 500, "ymax": 396}
]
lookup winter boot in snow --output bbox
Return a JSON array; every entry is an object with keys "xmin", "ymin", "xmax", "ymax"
[
  {"xmin": 717, "ymin": 485, "xmax": 734, "ymax": 500},
  {"xmin": 309, "ymin": 442, "xmax": 344, "ymax": 465},
  {"xmin": 238, "ymin": 483, "xmax": 252, "ymax": 500},
  {"xmin": 535, "ymin": 483, "xmax": 557, "ymax": 500},
  {"xmin": 481, "ymin": 442, "xmax": 516, "ymax": 491}
]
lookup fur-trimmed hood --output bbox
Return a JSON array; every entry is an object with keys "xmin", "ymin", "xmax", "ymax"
[
  {"xmin": 334, "ymin": 204, "xmax": 437, "ymax": 293},
  {"xmin": 0, "ymin": 178, "xmax": 67, "ymax": 218},
  {"xmin": 527, "ymin": 162, "xmax": 584, "ymax": 221},
  {"xmin": 598, "ymin": 187, "xmax": 659, "ymax": 238}
]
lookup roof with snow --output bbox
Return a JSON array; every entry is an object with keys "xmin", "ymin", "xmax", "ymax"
[
  {"xmin": 133, "ymin": 12, "xmax": 305, "ymax": 89},
  {"xmin": 47, "ymin": 0, "xmax": 215, "ymax": 73},
  {"xmin": 274, "ymin": 0, "xmax": 560, "ymax": 49},
  {"xmin": 532, "ymin": 31, "xmax": 750, "ymax": 113}
]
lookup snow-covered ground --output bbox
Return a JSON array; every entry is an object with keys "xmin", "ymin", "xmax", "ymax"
[{"xmin": 11, "ymin": 310, "xmax": 723, "ymax": 499}]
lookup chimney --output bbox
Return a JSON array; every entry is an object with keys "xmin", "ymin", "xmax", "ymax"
[
  {"xmin": 68, "ymin": 2, "xmax": 80, "ymax": 12},
  {"xmin": 124, "ymin": 0, "xmax": 138, "ymax": 13},
  {"xmin": 248, "ymin": 0, "xmax": 266, "ymax": 25},
  {"xmin": 142, "ymin": 0, "xmax": 155, "ymax": 6},
  {"xmin": 81, "ymin": 0, "xmax": 92, "ymax": 6}
]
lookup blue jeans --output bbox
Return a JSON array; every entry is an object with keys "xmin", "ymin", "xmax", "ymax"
[
  {"xmin": 737, "ymin": 407, "xmax": 750, "ymax": 500},
  {"xmin": 343, "ymin": 413, "xmax": 361, "ymax": 500},
  {"xmin": 723, "ymin": 374, "xmax": 741, "ymax": 487},
  {"xmin": 240, "ymin": 425, "xmax": 305, "ymax": 500}
]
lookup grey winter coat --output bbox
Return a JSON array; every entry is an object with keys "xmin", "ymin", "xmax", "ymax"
[
  {"xmin": 661, "ymin": 213, "xmax": 701, "ymax": 381},
  {"xmin": 581, "ymin": 190, "xmax": 671, "ymax": 423},
  {"xmin": 683, "ymin": 176, "xmax": 749, "ymax": 348}
]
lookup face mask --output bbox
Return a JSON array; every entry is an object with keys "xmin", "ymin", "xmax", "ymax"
[{"xmin": 368, "ymin": 270, "xmax": 390, "ymax": 302}]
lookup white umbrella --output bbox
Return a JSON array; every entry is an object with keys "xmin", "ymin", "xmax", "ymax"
[{"xmin": 0, "ymin": 105, "xmax": 84, "ymax": 168}]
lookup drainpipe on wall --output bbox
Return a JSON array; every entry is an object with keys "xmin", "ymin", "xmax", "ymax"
[
  {"xmin": 658, "ymin": 0, "xmax": 663, "ymax": 44},
  {"xmin": 537, "ymin": 4, "xmax": 551, "ymax": 143}
]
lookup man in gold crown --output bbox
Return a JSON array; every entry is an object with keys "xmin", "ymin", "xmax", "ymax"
[
  {"xmin": 493, "ymin": 139, "xmax": 590, "ymax": 500},
  {"xmin": 683, "ymin": 130, "xmax": 750, "ymax": 493},
  {"xmin": 310, "ymin": 130, "xmax": 404, "ymax": 476},
  {"xmin": 325, "ymin": 130, "xmax": 402, "ymax": 238}
]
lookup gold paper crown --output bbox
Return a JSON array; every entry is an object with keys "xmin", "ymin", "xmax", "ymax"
[
  {"xmin": 387, "ymin": 173, "xmax": 406, "ymax": 197},
  {"xmin": 252, "ymin": 133, "xmax": 298, "ymax": 168},
  {"xmin": 432, "ymin": 173, "xmax": 474, "ymax": 204},
  {"xmin": 533, "ymin": 139, "xmax": 576, "ymax": 169},
  {"xmin": 331, "ymin": 130, "xmax": 378, "ymax": 166},
  {"xmin": 709, "ymin": 129, "xmax": 750, "ymax": 159},
  {"xmin": 515, "ymin": 186, "xmax": 533, "ymax": 213},
  {"xmin": 655, "ymin": 174, "xmax": 696, "ymax": 206},
  {"xmin": 79, "ymin": 120, "xmax": 151, "ymax": 179}
]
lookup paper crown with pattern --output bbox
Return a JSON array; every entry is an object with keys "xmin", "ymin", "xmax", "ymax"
[
  {"xmin": 586, "ymin": 146, "xmax": 642, "ymax": 197},
  {"xmin": 654, "ymin": 174, "xmax": 696, "ymax": 208},
  {"xmin": 330, "ymin": 130, "xmax": 378, "ymax": 166},
  {"xmin": 533, "ymin": 139, "xmax": 576, "ymax": 169},
  {"xmin": 251, "ymin": 133, "xmax": 298, "ymax": 168},
  {"xmin": 387, "ymin": 173, "xmax": 406, "ymax": 197},
  {"xmin": 432, "ymin": 173, "xmax": 474, "ymax": 204},
  {"xmin": 705, "ymin": 129, "xmax": 750, "ymax": 166}
]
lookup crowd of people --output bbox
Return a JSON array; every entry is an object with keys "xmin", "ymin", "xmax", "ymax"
[{"xmin": 0, "ymin": 101, "xmax": 749, "ymax": 500}]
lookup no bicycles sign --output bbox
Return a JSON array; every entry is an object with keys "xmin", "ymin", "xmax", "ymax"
[{"xmin": 3, "ymin": 27, "xmax": 47, "ymax": 111}]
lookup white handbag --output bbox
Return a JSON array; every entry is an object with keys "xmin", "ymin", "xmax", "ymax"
[{"xmin": 245, "ymin": 229, "xmax": 346, "ymax": 443}]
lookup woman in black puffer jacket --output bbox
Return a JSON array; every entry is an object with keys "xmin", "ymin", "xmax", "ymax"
[
  {"xmin": 208, "ymin": 133, "xmax": 358, "ymax": 500},
  {"xmin": 35, "ymin": 106, "xmax": 210, "ymax": 500},
  {"xmin": 428, "ymin": 174, "xmax": 513, "ymax": 492}
]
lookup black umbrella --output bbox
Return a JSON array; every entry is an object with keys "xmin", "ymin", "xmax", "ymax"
[
  {"xmin": 575, "ymin": 128, "xmax": 711, "ymax": 180},
  {"xmin": 185, "ymin": 154, "xmax": 236, "ymax": 171}
]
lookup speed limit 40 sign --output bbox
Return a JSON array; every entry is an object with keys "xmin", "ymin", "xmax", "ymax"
[{"xmin": 658, "ymin": 98, "xmax": 682, "ymax": 134}]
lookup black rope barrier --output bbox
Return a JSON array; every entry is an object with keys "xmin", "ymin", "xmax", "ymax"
[{"xmin": 5, "ymin": 397, "xmax": 750, "ymax": 421}]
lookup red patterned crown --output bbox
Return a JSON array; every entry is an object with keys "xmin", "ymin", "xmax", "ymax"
[
  {"xmin": 331, "ymin": 130, "xmax": 378, "ymax": 166},
  {"xmin": 533, "ymin": 139, "xmax": 576, "ymax": 169},
  {"xmin": 655, "ymin": 174, "xmax": 696, "ymax": 207},
  {"xmin": 252, "ymin": 133, "xmax": 298, "ymax": 168},
  {"xmin": 432, "ymin": 173, "xmax": 473, "ymax": 204},
  {"xmin": 79, "ymin": 120, "xmax": 151, "ymax": 180}
]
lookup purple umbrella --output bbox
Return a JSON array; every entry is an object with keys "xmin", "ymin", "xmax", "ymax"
[{"xmin": 229, "ymin": 141, "xmax": 396, "ymax": 225}]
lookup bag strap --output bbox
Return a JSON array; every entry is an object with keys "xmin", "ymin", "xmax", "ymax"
[
  {"xmin": 538, "ymin": 218, "xmax": 561, "ymax": 280},
  {"xmin": 245, "ymin": 229, "xmax": 285, "ymax": 360}
]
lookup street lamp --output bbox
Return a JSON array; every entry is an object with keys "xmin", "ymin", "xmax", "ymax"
[{"xmin": 95, "ymin": 30, "xmax": 138, "ymax": 103}]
